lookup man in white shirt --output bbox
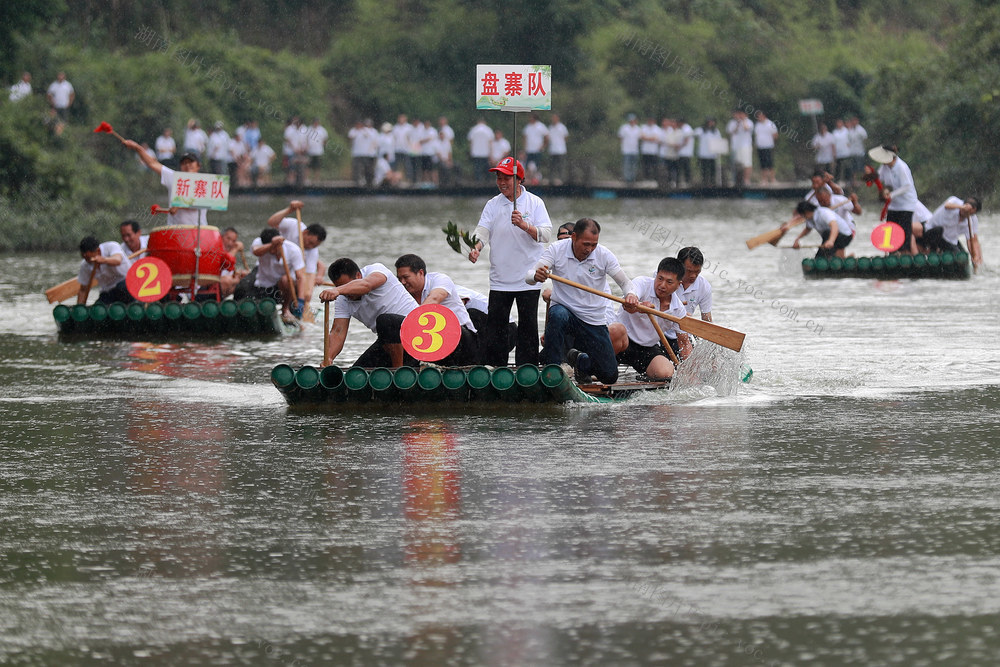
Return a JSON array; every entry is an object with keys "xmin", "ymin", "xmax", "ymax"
[
  {"xmin": 206, "ymin": 121, "xmax": 231, "ymax": 176},
  {"xmin": 787, "ymin": 201, "xmax": 854, "ymax": 258},
  {"xmin": 467, "ymin": 118, "xmax": 494, "ymax": 183},
  {"xmin": 529, "ymin": 218, "xmax": 638, "ymax": 384},
  {"xmin": 393, "ymin": 114, "xmax": 414, "ymax": 182},
  {"xmin": 609, "ymin": 256, "xmax": 691, "ymax": 380},
  {"xmin": 319, "ymin": 257, "xmax": 419, "ymax": 368},
  {"xmin": 675, "ymin": 118, "xmax": 695, "ymax": 187},
  {"xmin": 913, "ymin": 196, "xmax": 981, "ymax": 256},
  {"xmin": 871, "ymin": 144, "xmax": 920, "ymax": 254},
  {"xmin": 659, "ymin": 118, "xmax": 679, "ymax": 188},
  {"xmin": 124, "ymin": 140, "xmax": 209, "ymax": 228},
  {"xmin": 9, "ymin": 71, "xmax": 31, "ymax": 102},
  {"xmin": 46, "ymin": 72, "xmax": 74, "ymax": 121},
  {"xmin": 183, "ymin": 119, "xmax": 208, "ymax": 160},
  {"xmin": 832, "ymin": 119, "xmax": 851, "ymax": 183},
  {"xmin": 118, "ymin": 221, "xmax": 149, "ymax": 257},
  {"xmin": 618, "ymin": 114, "xmax": 641, "ymax": 185},
  {"xmin": 306, "ymin": 118, "xmax": 329, "ymax": 184},
  {"xmin": 639, "ymin": 116, "xmax": 662, "ymax": 183},
  {"xmin": 467, "ymin": 157, "xmax": 552, "ymax": 366},
  {"xmin": 547, "ymin": 113, "xmax": 569, "ymax": 185},
  {"xmin": 437, "ymin": 117, "xmax": 455, "ymax": 186},
  {"xmin": 677, "ymin": 247, "xmax": 713, "ymax": 322},
  {"xmin": 812, "ymin": 124, "xmax": 836, "ymax": 175},
  {"xmin": 76, "ymin": 236, "xmax": 133, "ymax": 304},
  {"xmin": 394, "ymin": 254, "xmax": 478, "ymax": 366},
  {"xmin": 846, "ymin": 117, "xmax": 868, "ymax": 187},
  {"xmin": 267, "ymin": 200, "xmax": 328, "ymax": 316},
  {"xmin": 348, "ymin": 118, "xmax": 379, "ymax": 187},
  {"xmin": 252, "ymin": 228, "xmax": 306, "ymax": 320},
  {"xmin": 155, "ymin": 128, "xmax": 177, "ymax": 169},
  {"xmin": 726, "ymin": 110, "xmax": 754, "ymax": 187},
  {"xmin": 753, "ymin": 111, "xmax": 778, "ymax": 184},
  {"xmin": 522, "ymin": 113, "xmax": 549, "ymax": 177},
  {"xmin": 251, "ymin": 139, "xmax": 276, "ymax": 186}
]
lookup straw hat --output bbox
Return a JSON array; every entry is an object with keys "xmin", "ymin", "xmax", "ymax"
[{"xmin": 868, "ymin": 145, "xmax": 897, "ymax": 164}]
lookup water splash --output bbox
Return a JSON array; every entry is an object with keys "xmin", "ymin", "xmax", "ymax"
[{"xmin": 670, "ymin": 344, "xmax": 747, "ymax": 397}]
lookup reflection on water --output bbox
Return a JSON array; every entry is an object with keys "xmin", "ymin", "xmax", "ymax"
[{"xmin": 2, "ymin": 197, "xmax": 1000, "ymax": 664}]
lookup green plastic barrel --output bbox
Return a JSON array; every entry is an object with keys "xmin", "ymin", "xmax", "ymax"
[
  {"xmin": 256, "ymin": 298, "xmax": 278, "ymax": 334},
  {"xmin": 490, "ymin": 366, "xmax": 516, "ymax": 392},
  {"xmin": 829, "ymin": 257, "xmax": 843, "ymax": 272},
  {"xmin": 913, "ymin": 254, "xmax": 928, "ymax": 267},
  {"xmin": 53, "ymin": 304, "xmax": 73, "ymax": 333},
  {"xmin": 369, "ymin": 367, "xmax": 394, "ymax": 396},
  {"xmin": 885, "ymin": 256, "xmax": 900, "ymax": 270},
  {"xmin": 466, "ymin": 365, "xmax": 496, "ymax": 401},
  {"xmin": 802, "ymin": 258, "xmax": 815, "ymax": 275},
  {"xmin": 927, "ymin": 253, "xmax": 941, "ymax": 266},
  {"xmin": 70, "ymin": 304, "xmax": 89, "ymax": 322},
  {"xmin": 899, "ymin": 255, "xmax": 913, "ymax": 270},
  {"xmin": 940, "ymin": 252, "xmax": 955, "ymax": 265},
  {"xmin": 200, "ymin": 300, "xmax": 220, "ymax": 319},
  {"xmin": 235, "ymin": 298, "xmax": 260, "ymax": 334},
  {"xmin": 344, "ymin": 366, "xmax": 372, "ymax": 401},
  {"xmin": 89, "ymin": 303, "xmax": 108, "ymax": 322},
  {"xmin": 237, "ymin": 298, "xmax": 258, "ymax": 318},
  {"xmin": 540, "ymin": 364, "xmax": 565, "ymax": 388},
  {"xmin": 182, "ymin": 302, "xmax": 201, "ymax": 319},
  {"xmin": 319, "ymin": 365, "xmax": 348, "ymax": 402},
  {"xmin": 514, "ymin": 364, "xmax": 547, "ymax": 402},
  {"xmin": 392, "ymin": 366, "xmax": 418, "ymax": 391},
  {"xmin": 857, "ymin": 257, "xmax": 872, "ymax": 273},
  {"xmin": 842, "ymin": 257, "xmax": 858, "ymax": 277},
  {"xmin": 164, "ymin": 301, "xmax": 182, "ymax": 320},
  {"xmin": 107, "ymin": 302, "xmax": 127, "ymax": 321},
  {"xmin": 294, "ymin": 365, "xmax": 323, "ymax": 402},
  {"xmin": 219, "ymin": 299, "xmax": 238, "ymax": 318},
  {"xmin": 417, "ymin": 366, "xmax": 443, "ymax": 391},
  {"xmin": 813, "ymin": 257, "xmax": 829, "ymax": 272},
  {"xmin": 870, "ymin": 256, "xmax": 884, "ymax": 273},
  {"xmin": 126, "ymin": 302, "xmax": 145, "ymax": 321},
  {"xmin": 441, "ymin": 367, "xmax": 468, "ymax": 400},
  {"xmin": 145, "ymin": 302, "xmax": 164, "ymax": 320},
  {"xmin": 271, "ymin": 364, "xmax": 296, "ymax": 391}
]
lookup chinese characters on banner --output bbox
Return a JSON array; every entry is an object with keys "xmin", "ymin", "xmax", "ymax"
[
  {"xmin": 170, "ymin": 173, "xmax": 230, "ymax": 211},
  {"xmin": 476, "ymin": 65, "xmax": 551, "ymax": 112}
]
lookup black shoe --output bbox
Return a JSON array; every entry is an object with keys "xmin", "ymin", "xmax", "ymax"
[{"xmin": 567, "ymin": 348, "xmax": 592, "ymax": 382}]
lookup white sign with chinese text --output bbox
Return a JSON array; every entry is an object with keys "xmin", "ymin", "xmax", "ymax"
[
  {"xmin": 798, "ymin": 99, "xmax": 824, "ymax": 115},
  {"xmin": 476, "ymin": 65, "xmax": 551, "ymax": 112},
  {"xmin": 169, "ymin": 173, "xmax": 230, "ymax": 210}
]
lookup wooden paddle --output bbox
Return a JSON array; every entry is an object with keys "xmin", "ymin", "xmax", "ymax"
[
  {"xmin": 45, "ymin": 248, "xmax": 147, "ymax": 303},
  {"xmin": 294, "ymin": 207, "xmax": 317, "ymax": 323},
  {"xmin": 323, "ymin": 301, "xmax": 330, "ymax": 367},
  {"xmin": 647, "ymin": 313, "xmax": 680, "ymax": 365},
  {"xmin": 548, "ymin": 273, "xmax": 746, "ymax": 352},
  {"xmin": 279, "ymin": 244, "xmax": 298, "ymax": 303}
]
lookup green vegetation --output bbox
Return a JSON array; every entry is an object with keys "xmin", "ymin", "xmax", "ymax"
[{"xmin": 0, "ymin": 0, "xmax": 994, "ymax": 251}]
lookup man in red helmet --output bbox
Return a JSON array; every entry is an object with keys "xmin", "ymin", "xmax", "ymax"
[{"xmin": 467, "ymin": 157, "xmax": 552, "ymax": 366}]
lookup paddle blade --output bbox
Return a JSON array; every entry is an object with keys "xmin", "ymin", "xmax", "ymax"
[
  {"xmin": 746, "ymin": 227, "xmax": 785, "ymax": 250},
  {"xmin": 676, "ymin": 315, "xmax": 746, "ymax": 352},
  {"xmin": 45, "ymin": 277, "xmax": 91, "ymax": 303},
  {"xmin": 93, "ymin": 121, "xmax": 114, "ymax": 134}
]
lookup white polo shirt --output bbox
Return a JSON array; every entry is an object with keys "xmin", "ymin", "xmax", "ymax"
[
  {"xmin": 522, "ymin": 121, "xmax": 548, "ymax": 153},
  {"xmin": 252, "ymin": 238, "xmax": 304, "ymax": 288},
  {"xmin": 422, "ymin": 272, "xmax": 475, "ymax": 331},
  {"xmin": 808, "ymin": 207, "xmax": 853, "ymax": 237},
  {"xmin": 119, "ymin": 235, "xmax": 149, "ymax": 259},
  {"xmin": 618, "ymin": 123, "xmax": 641, "ymax": 154},
  {"xmin": 467, "ymin": 123, "xmax": 493, "ymax": 158},
  {"xmin": 925, "ymin": 196, "xmax": 979, "ymax": 244},
  {"xmin": 455, "ymin": 284, "xmax": 488, "ymax": 314},
  {"xmin": 476, "ymin": 188, "xmax": 551, "ymax": 292},
  {"xmin": 616, "ymin": 275, "xmax": 685, "ymax": 345},
  {"xmin": 548, "ymin": 122, "xmax": 568, "ymax": 156},
  {"xmin": 828, "ymin": 193, "xmax": 857, "ymax": 233},
  {"xmin": 159, "ymin": 167, "xmax": 209, "ymax": 227},
  {"xmin": 276, "ymin": 217, "xmax": 320, "ymax": 273},
  {"xmin": 804, "ymin": 184, "xmax": 834, "ymax": 206},
  {"xmin": 78, "ymin": 242, "xmax": 131, "ymax": 291},
  {"xmin": 333, "ymin": 263, "xmax": 417, "ymax": 333},
  {"xmin": 754, "ymin": 119, "xmax": 778, "ymax": 149},
  {"xmin": 879, "ymin": 158, "xmax": 918, "ymax": 212},
  {"xmin": 680, "ymin": 274, "xmax": 713, "ymax": 317},
  {"xmin": 531, "ymin": 238, "xmax": 635, "ymax": 326}
]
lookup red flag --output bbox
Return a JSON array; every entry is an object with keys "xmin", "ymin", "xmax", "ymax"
[{"xmin": 94, "ymin": 122, "xmax": 114, "ymax": 134}]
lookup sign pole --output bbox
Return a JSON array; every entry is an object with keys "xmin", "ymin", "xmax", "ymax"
[{"xmin": 511, "ymin": 111, "xmax": 518, "ymax": 213}]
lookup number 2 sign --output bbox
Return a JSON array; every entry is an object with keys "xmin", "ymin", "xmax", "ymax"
[
  {"xmin": 126, "ymin": 257, "xmax": 173, "ymax": 302},
  {"xmin": 400, "ymin": 304, "xmax": 461, "ymax": 362}
]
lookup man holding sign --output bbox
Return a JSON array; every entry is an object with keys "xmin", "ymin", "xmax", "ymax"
[
  {"xmin": 467, "ymin": 157, "xmax": 552, "ymax": 366},
  {"xmin": 394, "ymin": 254, "xmax": 478, "ymax": 366},
  {"xmin": 124, "ymin": 140, "xmax": 209, "ymax": 227},
  {"xmin": 528, "ymin": 218, "xmax": 638, "ymax": 384},
  {"xmin": 319, "ymin": 258, "xmax": 418, "ymax": 368},
  {"xmin": 76, "ymin": 236, "xmax": 134, "ymax": 304}
]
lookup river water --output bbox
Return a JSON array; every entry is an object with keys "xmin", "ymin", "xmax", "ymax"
[{"xmin": 2, "ymin": 194, "xmax": 999, "ymax": 666}]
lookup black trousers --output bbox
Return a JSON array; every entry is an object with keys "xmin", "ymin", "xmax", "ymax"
[{"xmin": 480, "ymin": 290, "xmax": 539, "ymax": 366}]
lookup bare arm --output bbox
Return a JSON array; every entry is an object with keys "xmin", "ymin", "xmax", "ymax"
[
  {"xmin": 337, "ymin": 271, "xmax": 387, "ymax": 298},
  {"xmin": 123, "ymin": 139, "xmax": 163, "ymax": 175},
  {"xmin": 326, "ymin": 318, "xmax": 350, "ymax": 362},
  {"xmin": 267, "ymin": 200, "xmax": 304, "ymax": 228},
  {"xmin": 423, "ymin": 288, "xmax": 449, "ymax": 305}
]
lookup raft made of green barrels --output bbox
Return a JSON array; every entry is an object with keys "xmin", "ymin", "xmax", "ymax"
[
  {"xmin": 802, "ymin": 251, "xmax": 971, "ymax": 280},
  {"xmin": 270, "ymin": 363, "xmax": 670, "ymax": 407},
  {"xmin": 53, "ymin": 298, "xmax": 301, "ymax": 338}
]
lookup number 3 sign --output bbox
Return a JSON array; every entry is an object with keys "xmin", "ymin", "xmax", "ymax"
[
  {"xmin": 126, "ymin": 257, "xmax": 173, "ymax": 302},
  {"xmin": 400, "ymin": 304, "xmax": 462, "ymax": 362}
]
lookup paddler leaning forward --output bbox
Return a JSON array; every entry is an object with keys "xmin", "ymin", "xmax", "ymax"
[{"xmin": 319, "ymin": 258, "xmax": 418, "ymax": 368}]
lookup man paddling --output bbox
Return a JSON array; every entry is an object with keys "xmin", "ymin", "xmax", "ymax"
[
  {"xmin": 677, "ymin": 246, "xmax": 713, "ymax": 323},
  {"xmin": 319, "ymin": 258, "xmax": 418, "ymax": 368},
  {"xmin": 267, "ymin": 200, "xmax": 328, "ymax": 315},
  {"xmin": 250, "ymin": 228, "xmax": 305, "ymax": 320},
  {"xmin": 467, "ymin": 157, "xmax": 552, "ymax": 366},
  {"xmin": 913, "ymin": 196, "xmax": 982, "ymax": 258},
  {"xmin": 118, "ymin": 220, "xmax": 148, "ymax": 256},
  {"xmin": 528, "ymin": 217, "xmax": 637, "ymax": 384},
  {"xmin": 76, "ymin": 236, "xmax": 134, "ymax": 304},
  {"xmin": 609, "ymin": 256, "xmax": 691, "ymax": 380},
  {"xmin": 786, "ymin": 201, "xmax": 854, "ymax": 259},
  {"xmin": 394, "ymin": 254, "xmax": 478, "ymax": 366},
  {"xmin": 123, "ymin": 140, "xmax": 208, "ymax": 228}
]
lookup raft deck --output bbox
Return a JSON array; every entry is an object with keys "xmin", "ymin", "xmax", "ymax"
[
  {"xmin": 802, "ymin": 251, "xmax": 971, "ymax": 280},
  {"xmin": 271, "ymin": 363, "xmax": 669, "ymax": 407}
]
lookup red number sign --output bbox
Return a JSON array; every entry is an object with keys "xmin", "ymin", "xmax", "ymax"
[
  {"xmin": 126, "ymin": 257, "xmax": 173, "ymax": 302},
  {"xmin": 401, "ymin": 304, "xmax": 461, "ymax": 362},
  {"xmin": 871, "ymin": 222, "xmax": 905, "ymax": 253}
]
